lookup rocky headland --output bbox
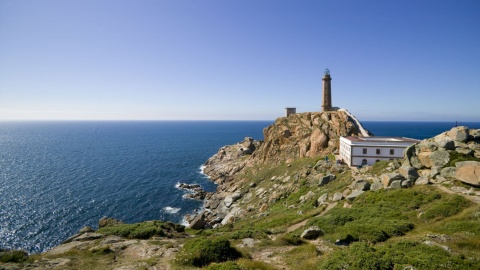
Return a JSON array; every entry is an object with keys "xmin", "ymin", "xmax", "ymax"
[{"xmin": 2, "ymin": 111, "xmax": 480, "ymax": 270}]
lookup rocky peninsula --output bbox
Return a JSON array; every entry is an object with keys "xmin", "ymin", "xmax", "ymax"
[{"xmin": 2, "ymin": 110, "xmax": 480, "ymax": 270}]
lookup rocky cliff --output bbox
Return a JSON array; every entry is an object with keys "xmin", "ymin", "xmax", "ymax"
[
  {"xmin": 254, "ymin": 110, "xmax": 373, "ymax": 164},
  {"xmin": 189, "ymin": 110, "xmax": 373, "ymax": 228}
]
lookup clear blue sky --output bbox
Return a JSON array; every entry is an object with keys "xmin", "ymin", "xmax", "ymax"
[{"xmin": 1, "ymin": 0, "xmax": 479, "ymax": 121}]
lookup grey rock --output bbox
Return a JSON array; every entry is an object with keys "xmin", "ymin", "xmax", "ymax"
[
  {"xmin": 415, "ymin": 176, "xmax": 430, "ymax": 185},
  {"xmin": 430, "ymin": 166, "xmax": 441, "ymax": 178},
  {"xmin": 370, "ymin": 179, "xmax": 383, "ymax": 191},
  {"xmin": 390, "ymin": 180, "xmax": 402, "ymax": 189},
  {"xmin": 457, "ymin": 148, "xmax": 474, "ymax": 155},
  {"xmin": 401, "ymin": 180, "xmax": 413, "ymax": 188},
  {"xmin": 448, "ymin": 126, "xmax": 469, "ymax": 142},
  {"xmin": 434, "ymin": 176, "xmax": 447, "ymax": 184},
  {"xmin": 353, "ymin": 180, "xmax": 371, "ymax": 191},
  {"xmin": 435, "ymin": 135, "xmax": 455, "ymax": 150},
  {"xmin": 440, "ymin": 167, "xmax": 457, "ymax": 178},
  {"xmin": 429, "ymin": 150, "xmax": 450, "ymax": 168},
  {"xmin": 332, "ymin": 192, "xmax": 343, "ymax": 201},
  {"xmin": 319, "ymin": 174, "xmax": 336, "ymax": 186},
  {"xmin": 469, "ymin": 129, "xmax": 480, "ymax": 140},
  {"xmin": 399, "ymin": 165, "xmax": 419, "ymax": 181},
  {"xmin": 224, "ymin": 191, "xmax": 242, "ymax": 208},
  {"xmin": 301, "ymin": 226, "xmax": 323, "ymax": 239},
  {"xmin": 381, "ymin": 173, "xmax": 405, "ymax": 188},
  {"xmin": 317, "ymin": 193, "xmax": 328, "ymax": 205},
  {"xmin": 188, "ymin": 212, "xmax": 206, "ymax": 230},
  {"xmin": 346, "ymin": 190, "xmax": 365, "ymax": 201}
]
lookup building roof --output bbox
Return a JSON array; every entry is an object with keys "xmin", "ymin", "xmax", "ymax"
[{"xmin": 342, "ymin": 136, "xmax": 419, "ymax": 144}]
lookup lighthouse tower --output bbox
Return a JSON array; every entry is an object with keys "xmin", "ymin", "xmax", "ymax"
[{"xmin": 322, "ymin": 68, "xmax": 332, "ymax": 112}]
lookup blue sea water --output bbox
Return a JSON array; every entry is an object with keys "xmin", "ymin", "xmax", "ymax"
[
  {"xmin": 362, "ymin": 121, "xmax": 480, "ymax": 140},
  {"xmin": 0, "ymin": 121, "xmax": 270, "ymax": 253},
  {"xmin": 1, "ymin": 120, "xmax": 479, "ymax": 254}
]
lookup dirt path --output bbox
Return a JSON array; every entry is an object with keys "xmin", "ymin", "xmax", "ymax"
[
  {"xmin": 249, "ymin": 246, "xmax": 292, "ymax": 270},
  {"xmin": 435, "ymin": 184, "xmax": 480, "ymax": 204},
  {"xmin": 286, "ymin": 202, "xmax": 338, "ymax": 233}
]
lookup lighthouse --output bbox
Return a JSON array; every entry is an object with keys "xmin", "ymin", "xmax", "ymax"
[{"xmin": 322, "ymin": 68, "xmax": 332, "ymax": 112}]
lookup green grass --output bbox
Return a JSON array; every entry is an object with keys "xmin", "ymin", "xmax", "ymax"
[
  {"xmin": 306, "ymin": 186, "xmax": 473, "ymax": 244},
  {"xmin": 318, "ymin": 241, "xmax": 480, "ymax": 270},
  {"xmin": 446, "ymin": 151, "xmax": 480, "ymax": 167},
  {"xmin": 97, "ymin": 220, "xmax": 184, "ymax": 239},
  {"xmin": 174, "ymin": 237, "xmax": 242, "ymax": 267},
  {"xmin": 284, "ymin": 243, "xmax": 320, "ymax": 270}
]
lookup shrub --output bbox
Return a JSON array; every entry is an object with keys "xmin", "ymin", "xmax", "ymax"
[
  {"xmin": 446, "ymin": 152, "xmax": 480, "ymax": 167},
  {"xmin": 274, "ymin": 233, "xmax": 303, "ymax": 246},
  {"xmin": 97, "ymin": 220, "xmax": 166, "ymax": 239},
  {"xmin": 0, "ymin": 250, "xmax": 29, "ymax": 263},
  {"xmin": 175, "ymin": 238, "xmax": 242, "ymax": 267}
]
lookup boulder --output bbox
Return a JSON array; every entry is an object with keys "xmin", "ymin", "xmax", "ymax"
[
  {"xmin": 401, "ymin": 180, "xmax": 413, "ymax": 188},
  {"xmin": 188, "ymin": 212, "xmax": 206, "ymax": 230},
  {"xmin": 380, "ymin": 173, "xmax": 405, "ymax": 188},
  {"xmin": 353, "ymin": 180, "xmax": 371, "ymax": 191},
  {"xmin": 415, "ymin": 176, "xmax": 430, "ymax": 185},
  {"xmin": 469, "ymin": 129, "xmax": 480, "ymax": 140},
  {"xmin": 317, "ymin": 193, "xmax": 328, "ymax": 205},
  {"xmin": 448, "ymin": 126, "xmax": 469, "ymax": 142},
  {"xmin": 399, "ymin": 165, "xmax": 419, "ymax": 181},
  {"xmin": 455, "ymin": 161, "xmax": 480, "ymax": 186},
  {"xmin": 301, "ymin": 226, "xmax": 323, "ymax": 239},
  {"xmin": 346, "ymin": 190, "xmax": 365, "ymax": 201},
  {"xmin": 332, "ymin": 192, "xmax": 343, "ymax": 202},
  {"xmin": 299, "ymin": 191, "xmax": 316, "ymax": 204},
  {"xmin": 319, "ymin": 174, "xmax": 336, "ymax": 186},
  {"xmin": 440, "ymin": 167, "xmax": 457, "ymax": 178},
  {"xmin": 434, "ymin": 134, "xmax": 455, "ymax": 150},
  {"xmin": 224, "ymin": 191, "xmax": 242, "ymax": 207},
  {"xmin": 370, "ymin": 179, "xmax": 383, "ymax": 191},
  {"xmin": 390, "ymin": 180, "xmax": 402, "ymax": 189},
  {"xmin": 417, "ymin": 150, "xmax": 450, "ymax": 168}
]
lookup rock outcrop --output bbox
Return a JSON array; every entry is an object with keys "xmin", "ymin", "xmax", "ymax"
[
  {"xmin": 255, "ymin": 111, "xmax": 372, "ymax": 164},
  {"xmin": 404, "ymin": 126, "xmax": 480, "ymax": 186}
]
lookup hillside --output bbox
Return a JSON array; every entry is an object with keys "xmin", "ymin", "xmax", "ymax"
[{"xmin": 2, "ymin": 112, "xmax": 480, "ymax": 270}]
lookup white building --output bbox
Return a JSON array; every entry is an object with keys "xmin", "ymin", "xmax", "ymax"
[{"xmin": 339, "ymin": 136, "xmax": 419, "ymax": 167}]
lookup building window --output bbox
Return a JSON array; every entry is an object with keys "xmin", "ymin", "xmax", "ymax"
[
  {"xmin": 376, "ymin": 149, "xmax": 380, "ymax": 155},
  {"xmin": 363, "ymin": 148, "xmax": 367, "ymax": 154},
  {"xmin": 376, "ymin": 159, "xmax": 380, "ymax": 163},
  {"xmin": 390, "ymin": 149, "xmax": 394, "ymax": 155},
  {"xmin": 362, "ymin": 159, "xmax": 367, "ymax": 165}
]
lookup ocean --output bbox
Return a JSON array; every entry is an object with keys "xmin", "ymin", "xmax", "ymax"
[{"xmin": 1, "ymin": 120, "xmax": 479, "ymax": 253}]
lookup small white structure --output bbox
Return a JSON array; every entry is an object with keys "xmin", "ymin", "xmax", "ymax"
[{"xmin": 339, "ymin": 136, "xmax": 419, "ymax": 167}]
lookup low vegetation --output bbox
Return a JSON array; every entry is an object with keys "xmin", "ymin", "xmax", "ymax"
[
  {"xmin": 174, "ymin": 238, "xmax": 242, "ymax": 267},
  {"xmin": 97, "ymin": 220, "xmax": 184, "ymax": 239}
]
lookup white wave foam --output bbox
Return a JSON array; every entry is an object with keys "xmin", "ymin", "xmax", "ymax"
[
  {"xmin": 163, "ymin": 206, "xmax": 181, "ymax": 214},
  {"xmin": 199, "ymin": 164, "xmax": 207, "ymax": 176}
]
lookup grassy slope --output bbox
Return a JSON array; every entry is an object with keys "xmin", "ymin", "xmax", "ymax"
[{"xmin": 4, "ymin": 158, "xmax": 479, "ymax": 269}]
